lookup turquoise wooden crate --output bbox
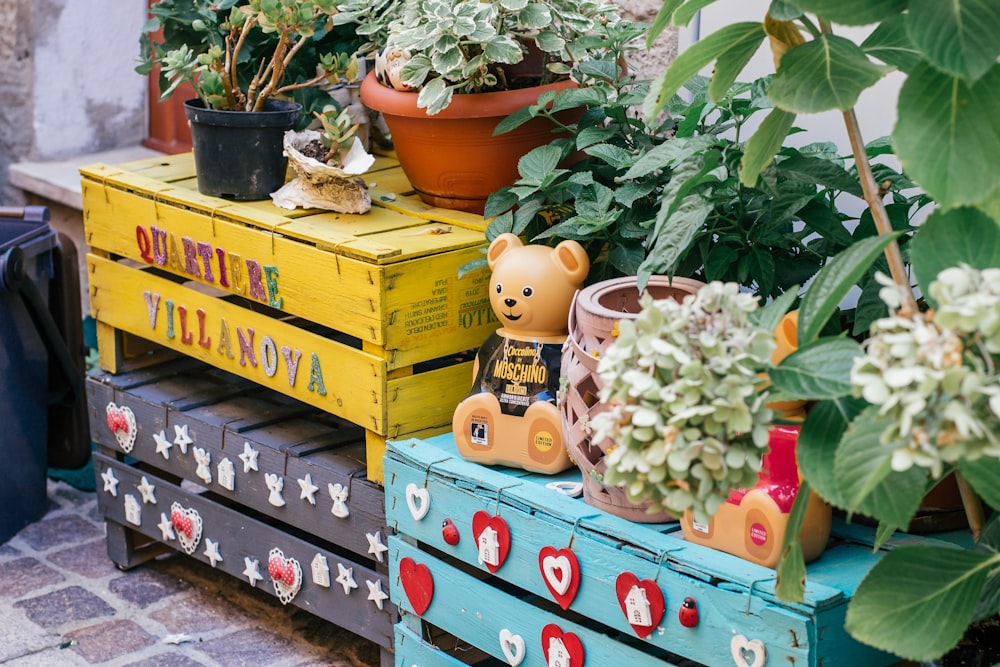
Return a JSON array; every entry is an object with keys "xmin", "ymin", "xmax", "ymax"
[{"xmin": 384, "ymin": 434, "xmax": 906, "ymax": 667}]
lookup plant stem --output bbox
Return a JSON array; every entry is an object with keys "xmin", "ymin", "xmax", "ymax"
[{"xmin": 820, "ymin": 18, "xmax": 917, "ymax": 317}]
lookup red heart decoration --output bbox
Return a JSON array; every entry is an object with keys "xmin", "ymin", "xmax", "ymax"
[
  {"xmin": 268, "ymin": 556, "xmax": 298, "ymax": 586},
  {"xmin": 106, "ymin": 409, "xmax": 126, "ymax": 433},
  {"xmin": 399, "ymin": 556, "xmax": 434, "ymax": 616},
  {"xmin": 170, "ymin": 510, "xmax": 193, "ymax": 538},
  {"xmin": 538, "ymin": 546, "xmax": 581, "ymax": 610},
  {"xmin": 471, "ymin": 510, "xmax": 511, "ymax": 574},
  {"xmin": 541, "ymin": 624, "xmax": 585, "ymax": 667},
  {"xmin": 615, "ymin": 572, "xmax": 666, "ymax": 638}
]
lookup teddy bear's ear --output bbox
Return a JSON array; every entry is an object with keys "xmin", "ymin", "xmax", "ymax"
[
  {"xmin": 552, "ymin": 239, "xmax": 590, "ymax": 285},
  {"xmin": 487, "ymin": 233, "xmax": 523, "ymax": 270}
]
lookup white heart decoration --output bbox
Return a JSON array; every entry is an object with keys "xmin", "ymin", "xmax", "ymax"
[
  {"xmin": 405, "ymin": 483, "xmax": 430, "ymax": 521},
  {"xmin": 498, "ymin": 628, "xmax": 525, "ymax": 666},
  {"xmin": 731, "ymin": 634, "xmax": 766, "ymax": 667},
  {"xmin": 542, "ymin": 555, "xmax": 572, "ymax": 596},
  {"xmin": 268, "ymin": 547, "xmax": 303, "ymax": 605},
  {"xmin": 106, "ymin": 402, "xmax": 137, "ymax": 453}
]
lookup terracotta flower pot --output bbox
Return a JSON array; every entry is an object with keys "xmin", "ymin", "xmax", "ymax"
[
  {"xmin": 560, "ymin": 275, "xmax": 706, "ymax": 523},
  {"xmin": 360, "ymin": 71, "xmax": 577, "ymax": 214}
]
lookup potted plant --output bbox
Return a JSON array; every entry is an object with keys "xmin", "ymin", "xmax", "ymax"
[
  {"xmin": 598, "ymin": 0, "xmax": 1000, "ymax": 663},
  {"xmin": 138, "ymin": 0, "xmax": 360, "ymax": 200},
  {"xmin": 333, "ymin": 0, "xmax": 639, "ymax": 213}
]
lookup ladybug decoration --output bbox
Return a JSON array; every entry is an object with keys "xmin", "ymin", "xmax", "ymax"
[
  {"xmin": 678, "ymin": 596, "xmax": 699, "ymax": 628},
  {"xmin": 442, "ymin": 518, "xmax": 460, "ymax": 546}
]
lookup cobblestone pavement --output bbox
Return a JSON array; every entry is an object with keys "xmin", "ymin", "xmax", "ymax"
[{"xmin": 0, "ymin": 479, "xmax": 381, "ymax": 667}]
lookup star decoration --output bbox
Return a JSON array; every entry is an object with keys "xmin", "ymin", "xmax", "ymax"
[
  {"xmin": 173, "ymin": 424, "xmax": 194, "ymax": 454},
  {"xmin": 298, "ymin": 473, "xmax": 319, "ymax": 505},
  {"xmin": 136, "ymin": 476, "xmax": 157, "ymax": 504},
  {"xmin": 153, "ymin": 429, "xmax": 172, "ymax": 460},
  {"xmin": 366, "ymin": 579, "xmax": 388, "ymax": 610},
  {"xmin": 203, "ymin": 538, "xmax": 223, "ymax": 568},
  {"xmin": 243, "ymin": 556, "xmax": 263, "ymax": 587},
  {"xmin": 101, "ymin": 468, "xmax": 120, "ymax": 496},
  {"xmin": 366, "ymin": 531, "xmax": 388, "ymax": 563},
  {"xmin": 335, "ymin": 562, "xmax": 358, "ymax": 595},
  {"xmin": 157, "ymin": 512, "xmax": 176, "ymax": 541},
  {"xmin": 239, "ymin": 441, "xmax": 259, "ymax": 473}
]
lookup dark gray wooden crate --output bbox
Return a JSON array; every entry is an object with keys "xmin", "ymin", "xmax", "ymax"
[{"xmin": 87, "ymin": 360, "xmax": 396, "ymax": 660}]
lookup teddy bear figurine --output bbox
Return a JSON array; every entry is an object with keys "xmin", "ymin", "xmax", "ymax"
[{"xmin": 452, "ymin": 233, "xmax": 589, "ymax": 473}]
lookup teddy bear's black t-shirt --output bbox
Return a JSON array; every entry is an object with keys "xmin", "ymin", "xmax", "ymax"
[{"xmin": 468, "ymin": 331, "xmax": 563, "ymax": 417}]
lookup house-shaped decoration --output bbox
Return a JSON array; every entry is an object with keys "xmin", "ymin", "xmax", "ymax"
[
  {"xmin": 547, "ymin": 636, "xmax": 571, "ymax": 667},
  {"xmin": 624, "ymin": 584, "xmax": 652, "ymax": 627},
  {"xmin": 477, "ymin": 525, "xmax": 500, "ymax": 567},
  {"xmin": 217, "ymin": 457, "xmax": 236, "ymax": 491},
  {"xmin": 124, "ymin": 494, "xmax": 142, "ymax": 527},
  {"xmin": 311, "ymin": 554, "xmax": 331, "ymax": 587}
]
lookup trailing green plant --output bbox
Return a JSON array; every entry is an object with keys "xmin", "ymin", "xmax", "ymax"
[
  {"xmin": 640, "ymin": 1, "xmax": 1000, "ymax": 662},
  {"xmin": 484, "ymin": 67, "xmax": 923, "ymax": 310},
  {"xmin": 138, "ymin": 0, "xmax": 361, "ymax": 120},
  {"xmin": 333, "ymin": 0, "xmax": 626, "ymax": 114}
]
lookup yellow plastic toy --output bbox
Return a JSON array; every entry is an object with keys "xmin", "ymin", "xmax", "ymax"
[
  {"xmin": 680, "ymin": 311, "xmax": 833, "ymax": 568},
  {"xmin": 452, "ymin": 233, "xmax": 589, "ymax": 473}
]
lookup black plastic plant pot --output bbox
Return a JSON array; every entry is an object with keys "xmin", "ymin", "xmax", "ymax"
[{"xmin": 184, "ymin": 98, "xmax": 302, "ymax": 201}]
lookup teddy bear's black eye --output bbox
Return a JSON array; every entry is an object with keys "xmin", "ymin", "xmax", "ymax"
[
  {"xmin": 495, "ymin": 283, "xmax": 503, "ymax": 294},
  {"xmin": 522, "ymin": 286, "xmax": 533, "ymax": 298}
]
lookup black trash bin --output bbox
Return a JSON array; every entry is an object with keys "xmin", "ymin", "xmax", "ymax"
[{"xmin": 0, "ymin": 206, "xmax": 88, "ymax": 544}]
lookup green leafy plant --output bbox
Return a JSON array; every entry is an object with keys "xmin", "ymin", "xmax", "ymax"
[
  {"xmin": 138, "ymin": 0, "xmax": 360, "ymax": 116},
  {"xmin": 642, "ymin": 1, "xmax": 1000, "ymax": 662},
  {"xmin": 333, "ymin": 0, "xmax": 625, "ymax": 114},
  {"xmin": 484, "ymin": 67, "xmax": 922, "ymax": 308}
]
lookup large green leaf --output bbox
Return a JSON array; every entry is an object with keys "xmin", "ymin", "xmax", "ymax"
[
  {"xmin": 908, "ymin": 207, "xmax": 1000, "ymax": 307},
  {"xmin": 646, "ymin": 0, "xmax": 687, "ymax": 48},
  {"xmin": 907, "ymin": 0, "xmax": 1000, "ymax": 84},
  {"xmin": 860, "ymin": 14, "xmax": 922, "ymax": 72},
  {"xmin": 893, "ymin": 62, "xmax": 1000, "ymax": 210},
  {"xmin": 784, "ymin": 0, "xmax": 907, "ymax": 26},
  {"xmin": 775, "ymin": 479, "xmax": 812, "ymax": 603},
  {"xmin": 959, "ymin": 458, "xmax": 1000, "ymax": 513},
  {"xmin": 797, "ymin": 397, "xmax": 866, "ymax": 508},
  {"xmin": 798, "ymin": 232, "xmax": 900, "ymax": 343},
  {"xmin": 834, "ymin": 407, "xmax": 928, "ymax": 525},
  {"xmin": 770, "ymin": 337, "xmax": 862, "ymax": 399},
  {"xmin": 846, "ymin": 545, "xmax": 996, "ymax": 661},
  {"xmin": 778, "ymin": 154, "xmax": 864, "ymax": 196},
  {"xmin": 974, "ymin": 515, "xmax": 1000, "ymax": 621},
  {"xmin": 644, "ymin": 22, "xmax": 765, "ymax": 119},
  {"xmin": 740, "ymin": 107, "xmax": 796, "ymax": 187},
  {"xmin": 769, "ymin": 35, "xmax": 890, "ymax": 113}
]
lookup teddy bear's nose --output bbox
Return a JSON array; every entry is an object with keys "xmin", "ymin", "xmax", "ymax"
[{"xmin": 504, "ymin": 298, "xmax": 517, "ymax": 308}]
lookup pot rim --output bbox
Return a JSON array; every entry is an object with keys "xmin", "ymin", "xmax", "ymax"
[
  {"xmin": 359, "ymin": 70, "xmax": 577, "ymax": 120},
  {"xmin": 183, "ymin": 98, "xmax": 302, "ymax": 128}
]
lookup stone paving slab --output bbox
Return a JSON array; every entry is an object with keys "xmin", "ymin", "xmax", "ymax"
[{"xmin": 0, "ymin": 479, "xmax": 380, "ymax": 667}]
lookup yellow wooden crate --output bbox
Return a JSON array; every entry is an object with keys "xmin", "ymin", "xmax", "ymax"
[{"xmin": 81, "ymin": 153, "xmax": 497, "ymax": 482}]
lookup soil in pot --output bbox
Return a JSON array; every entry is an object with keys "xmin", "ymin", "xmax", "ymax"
[{"xmin": 184, "ymin": 98, "xmax": 302, "ymax": 201}]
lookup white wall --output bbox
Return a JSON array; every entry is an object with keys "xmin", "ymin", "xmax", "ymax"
[
  {"xmin": 29, "ymin": 0, "xmax": 148, "ymax": 160},
  {"xmin": 686, "ymin": 2, "xmax": 902, "ymax": 153}
]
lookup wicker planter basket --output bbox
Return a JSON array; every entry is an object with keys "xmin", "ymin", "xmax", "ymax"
[{"xmin": 559, "ymin": 275, "xmax": 705, "ymax": 522}]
